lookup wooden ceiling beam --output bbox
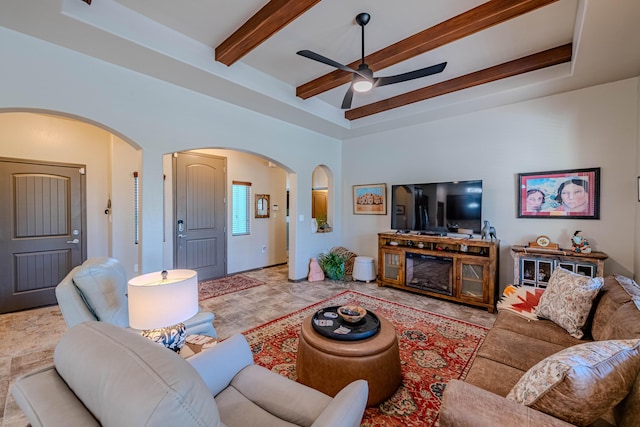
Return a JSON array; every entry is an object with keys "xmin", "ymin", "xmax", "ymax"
[
  {"xmin": 296, "ymin": 0, "xmax": 559, "ymax": 99},
  {"xmin": 345, "ymin": 43, "xmax": 572, "ymax": 121},
  {"xmin": 216, "ymin": 0, "xmax": 320, "ymax": 66}
]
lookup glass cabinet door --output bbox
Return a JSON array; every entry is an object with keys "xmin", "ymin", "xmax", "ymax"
[
  {"xmin": 381, "ymin": 249, "xmax": 403, "ymax": 285},
  {"xmin": 459, "ymin": 261, "xmax": 487, "ymax": 302}
]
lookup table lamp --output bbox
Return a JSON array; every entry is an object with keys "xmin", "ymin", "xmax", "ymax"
[{"xmin": 128, "ymin": 269, "xmax": 198, "ymax": 352}]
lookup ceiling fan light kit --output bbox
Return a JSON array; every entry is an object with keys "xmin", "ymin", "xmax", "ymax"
[
  {"xmin": 297, "ymin": 12, "xmax": 446, "ymax": 109},
  {"xmin": 353, "ymin": 77, "xmax": 373, "ymax": 93}
]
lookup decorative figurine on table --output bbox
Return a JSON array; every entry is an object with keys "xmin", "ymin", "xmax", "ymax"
[
  {"xmin": 572, "ymin": 230, "xmax": 592, "ymax": 254},
  {"xmin": 481, "ymin": 220, "xmax": 497, "ymax": 240},
  {"xmin": 308, "ymin": 257, "xmax": 325, "ymax": 282}
]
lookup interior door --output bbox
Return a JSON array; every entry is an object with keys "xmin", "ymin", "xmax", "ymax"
[
  {"xmin": 174, "ymin": 152, "xmax": 226, "ymax": 280},
  {"xmin": 0, "ymin": 158, "xmax": 85, "ymax": 313}
]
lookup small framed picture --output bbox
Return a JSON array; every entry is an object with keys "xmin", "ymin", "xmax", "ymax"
[
  {"xmin": 576, "ymin": 264, "xmax": 594, "ymax": 277},
  {"xmin": 557, "ymin": 262, "xmax": 575, "ymax": 272},
  {"xmin": 517, "ymin": 167, "xmax": 600, "ymax": 219},
  {"xmin": 255, "ymin": 194, "xmax": 270, "ymax": 218},
  {"xmin": 353, "ymin": 183, "xmax": 387, "ymax": 215},
  {"xmin": 537, "ymin": 260, "xmax": 553, "ymax": 283},
  {"xmin": 522, "ymin": 259, "xmax": 536, "ymax": 281}
]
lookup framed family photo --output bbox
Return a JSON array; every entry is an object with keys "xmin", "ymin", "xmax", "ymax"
[
  {"xmin": 353, "ymin": 183, "xmax": 387, "ymax": 215},
  {"xmin": 517, "ymin": 167, "xmax": 600, "ymax": 219}
]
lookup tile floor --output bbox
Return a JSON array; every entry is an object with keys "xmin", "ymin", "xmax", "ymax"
[{"xmin": 0, "ymin": 264, "xmax": 497, "ymax": 426}]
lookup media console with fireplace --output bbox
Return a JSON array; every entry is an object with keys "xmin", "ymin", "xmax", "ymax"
[{"xmin": 377, "ymin": 232, "xmax": 499, "ymax": 312}]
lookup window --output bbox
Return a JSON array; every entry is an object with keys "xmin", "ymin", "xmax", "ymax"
[{"xmin": 232, "ymin": 181, "xmax": 251, "ymax": 236}]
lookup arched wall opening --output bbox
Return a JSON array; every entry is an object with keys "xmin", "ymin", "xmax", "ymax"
[
  {"xmin": 1, "ymin": 29, "xmax": 344, "ymax": 281},
  {"xmin": 311, "ymin": 164, "xmax": 334, "ymax": 233},
  {"xmin": 0, "ymin": 111, "xmax": 304, "ymax": 280},
  {"xmin": 165, "ymin": 149, "xmax": 296, "ymax": 277},
  {"xmin": 0, "ymin": 111, "xmax": 141, "ymax": 278}
]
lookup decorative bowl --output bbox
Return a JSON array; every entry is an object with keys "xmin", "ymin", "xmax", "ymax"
[{"xmin": 337, "ymin": 305, "xmax": 367, "ymax": 323}]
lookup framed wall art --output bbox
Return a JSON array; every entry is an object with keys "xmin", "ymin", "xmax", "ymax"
[
  {"xmin": 353, "ymin": 183, "xmax": 387, "ymax": 215},
  {"xmin": 517, "ymin": 167, "xmax": 600, "ymax": 219},
  {"xmin": 255, "ymin": 194, "xmax": 270, "ymax": 218}
]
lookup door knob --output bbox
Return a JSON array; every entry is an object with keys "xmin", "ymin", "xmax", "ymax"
[
  {"xmin": 178, "ymin": 234, "xmax": 188, "ymax": 238},
  {"xmin": 66, "ymin": 238, "xmax": 80, "ymax": 244}
]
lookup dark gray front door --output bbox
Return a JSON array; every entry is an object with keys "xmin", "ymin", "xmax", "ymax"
[
  {"xmin": 174, "ymin": 152, "xmax": 226, "ymax": 280},
  {"xmin": 0, "ymin": 158, "xmax": 85, "ymax": 313}
]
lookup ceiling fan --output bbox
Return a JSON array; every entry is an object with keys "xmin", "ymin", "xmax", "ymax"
[{"xmin": 297, "ymin": 12, "xmax": 447, "ymax": 109}]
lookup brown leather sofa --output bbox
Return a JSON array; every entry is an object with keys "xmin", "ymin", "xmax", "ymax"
[{"xmin": 440, "ymin": 274, "xmax": 640, "ymax": 427}]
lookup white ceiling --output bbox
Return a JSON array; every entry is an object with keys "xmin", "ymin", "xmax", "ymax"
[{"xmin": 1, "ymin": 0, "xmax": 639, "ymax": 139}]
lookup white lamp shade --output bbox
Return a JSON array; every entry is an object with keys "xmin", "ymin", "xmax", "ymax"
[{"xmin": 128, "ymin": 269, "xmax": 198, "ymax": 330}]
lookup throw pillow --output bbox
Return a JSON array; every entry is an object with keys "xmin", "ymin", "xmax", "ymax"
[
  {"xmin": 536, "ymin": 267, "xmax": 603, "ymax": 338},
  {"xmin": 497, "ymin": 285, "xmax": 544, "ymax": 320},
  {"xmin": 72, "ymin": 258, "xmax": 129, "ymax": 327},
  {"xmin": 507, "ymin": 339, "xmax": 640, "ymax": 426}
]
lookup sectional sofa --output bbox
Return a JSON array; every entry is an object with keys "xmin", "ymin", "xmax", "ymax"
[{"xmin": 440, "ymin": 273, "xmax": 640, "ymax": 426}]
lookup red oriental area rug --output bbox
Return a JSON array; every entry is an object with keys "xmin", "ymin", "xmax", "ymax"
[
  {"xmin": 198, "ymin": 274, "xmax": 265, "ymax": 300},
  {"xmin": 242, "ymin": 291, "xmax": 488, "ymax": 427}
]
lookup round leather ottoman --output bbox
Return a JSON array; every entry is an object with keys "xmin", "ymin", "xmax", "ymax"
[{"xmin": 296, "ymin": 314, "xmax": 401, "ymax": 407}]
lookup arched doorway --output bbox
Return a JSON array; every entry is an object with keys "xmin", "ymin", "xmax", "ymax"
[
  {"xmin": 0, "ymin": 111, "xmax": 141, "ymax": 312},
  {"xmin": 169, "ymin": 149, "xmax": 292, "ymax": 279},
  {"xmin": 0, "ymin": 112, "xmax": 302, "ymax": 313}
]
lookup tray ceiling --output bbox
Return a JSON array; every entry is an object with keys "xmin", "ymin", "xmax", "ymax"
[{"xmin": 1, "ymin": 0, "xmax": 639, "ymax": 138}]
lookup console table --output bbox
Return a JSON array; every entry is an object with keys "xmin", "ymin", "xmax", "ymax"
[
  {"xmin": 511, "ymin": 245, "xmax": 608, "ymax": 288},
  {"xmin": 377, "ymin": 232, "xmax": 499, "ymax": 312}
]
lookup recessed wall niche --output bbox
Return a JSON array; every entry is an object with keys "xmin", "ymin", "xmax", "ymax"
[{"xmin": 312, "ymin": 165, "xmax": 332, "ymax": 232}]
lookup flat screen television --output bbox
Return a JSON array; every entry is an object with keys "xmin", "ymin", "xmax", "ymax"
[{"xmin": 390, "ymin": 180, "xmax": 483, "ymax": 234}]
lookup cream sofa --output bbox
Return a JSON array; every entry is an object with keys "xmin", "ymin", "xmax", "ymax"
[
  {"xmin": 55, "ymin": 257, "xmax": 216, "ymax": 337},
  {"xmin": 12, "ymin": 321, "xmax": 368, "ymax": 427}
]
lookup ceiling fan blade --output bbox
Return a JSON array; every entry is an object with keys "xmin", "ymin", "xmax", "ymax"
[
  {"xmin": 375, "ymin": 62, "xmax": 447, "ymax": 88},
  {"xmin": 297, "ymin": 50, "xmax": 368, "ymax": 79},
  {"xmin": 341, "ymin": 85, "xmax": 355, "ymax": 109}
]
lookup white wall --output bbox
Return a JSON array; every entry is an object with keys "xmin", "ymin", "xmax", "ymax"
[
  {"xmin": 0, "ymin": 27, "xmax": 342, "ymax": 281},
  {"xmin": 110, "ymin": 134, "xmax": 141, "ymax": 277},
  {"xmin": 2, "ymin": 27, "xmax": 637, "ymax": 287},
  {"xmin": 636, "ymin": 80, "xmax": 640, "ymax": 277},
  {"xmin": 0, "ymin": 113, "xmax": 140, "ymax": 277},
  {"xmin": 312, "ymin": 166, "xmax": 329, "ymax": 188},
  {"xmin": 343, "ymin": 78, "xmax": 640, "ymax": 289}
]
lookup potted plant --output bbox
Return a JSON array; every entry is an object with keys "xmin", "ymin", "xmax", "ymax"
[
  {"xmin": 316, "ymin": 214, "xmax": 331, "ymax": 232},
  {"xmin": 318, "ymin": 252, "xmax": 347, "ymax": 280}
]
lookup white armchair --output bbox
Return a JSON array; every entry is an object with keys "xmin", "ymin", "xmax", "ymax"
[
  {"xmin": 12, "ymin": 322, "xmax": 369, "ymax": 427},
  {"xmin": 189, "ymin": 333, "xmax": 369, "ymax": 427},
  {"xmin": 55, "ymin": 257, "xmax": 216, "ymax": 337}
]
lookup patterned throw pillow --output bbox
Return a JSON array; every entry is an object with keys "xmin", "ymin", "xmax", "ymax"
[
  {"xmin": 507, "ymin": 339, "xmax": 640, "ymax": 426},
  {"xmin": 536, "ymin": 267, "xmax": 603, "ymax": 338},
  {"xmin": 497, "ymin": 285, "xmax": 545, "ymax": 320}
]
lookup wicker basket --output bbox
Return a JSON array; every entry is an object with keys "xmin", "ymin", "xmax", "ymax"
[{"xmin": 329, "ymin": 246, "xmax": 358, "ymax": 275}]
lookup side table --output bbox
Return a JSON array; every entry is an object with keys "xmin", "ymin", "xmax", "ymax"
[{"xmin": 180, "ymin": 334, "xmax": 217, "ymax": 358}]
